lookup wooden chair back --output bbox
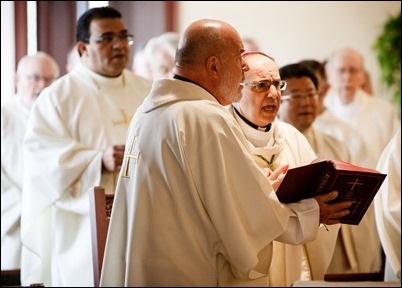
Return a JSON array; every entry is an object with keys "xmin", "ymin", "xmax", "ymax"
[
  {"xmin": 1, "ymin": 269, "xmax": 44, "ymax": 287},
  {"xmin": 88, "ymin": 186, "xmax": 114, "ymax": 287},
  {"xmin": 1, "ymin": 269, "xmax": 21, "ymax": 286}
]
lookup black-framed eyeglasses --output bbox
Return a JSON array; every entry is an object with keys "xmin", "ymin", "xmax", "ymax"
[
  {"xmin": 240, "ymin": 80, "xmax": 287, "ymax": 93},
  {"xmin": 84, "ymin": 33, "xmax": 134, "ymax": 46},
  {"xmin": 281, "ymin": 92, "xmax": 319, "ymax": 102}
]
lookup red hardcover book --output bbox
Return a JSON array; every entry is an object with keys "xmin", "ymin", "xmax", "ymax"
[{"xmin": 276, "ymin": 158, "xmax": 387, "ymax": 225}]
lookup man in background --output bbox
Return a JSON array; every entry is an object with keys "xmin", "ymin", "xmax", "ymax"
[
  {"xmin": 21, "ymin": 6, "xmax": 151, "ymax": 286},
  {"xmin": 1, "ymin": 52, "xmax": 59, "ymax": 270},
  {"xmin": 325, "ymin": 47, "xmax": 400, "ymax": 169},
  {"xmin": 132, "ymin": 32, "xmax": 180, "ymax": 79}
]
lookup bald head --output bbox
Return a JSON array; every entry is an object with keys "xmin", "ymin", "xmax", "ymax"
[
  {"xmin": 326, "ymin": 47, "xmax": 365, "ymax": 103},
  {"xmin": 173, "ymin": 19, "xmax": 248, "ymax": 105},
  {"xmin": 16, "ymin": 52, "xmax": 60, "ymax": 108},
  {"xmin": 175, "ymin": 20, "xmax": 234, "ymax": 68},
  {"xmin": 327, "ymin": 47, "xmax": 364, "ymax": 70}
]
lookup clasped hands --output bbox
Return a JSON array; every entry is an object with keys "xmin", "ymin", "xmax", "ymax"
[{"xmin": 102, "ymin": 144, "xmax": 125, "ymax": 172}]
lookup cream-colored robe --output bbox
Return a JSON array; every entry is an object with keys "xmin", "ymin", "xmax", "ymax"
[
  {"xmin": 323, "ymin": 89, "xmax": 398, "ymax": 273},
  {"xmin": 303, "ymin": 126, "xmax": 383, "ymax": 274},
  {"xmin": 324, "ymin": 88, "xmax": 400, "ymax": 167},
  {"xmin": 302, "ymin": 126, "xmax": 351, "ymax": 163},
  {"xmin": 314, "ymin": 108, "xmax": 374, "ymax": 167},
  {"xmin": 375, "ymin": 128, "xmax": 401, "ymax": 281},
  {"xmin": 1, "ymin": 95, "xmax": 31, "ymax": 269},
  {"xmin": 100, "ymin": 79, "xmax": 321, "ymax": 287},
  {"xmin": 229, "ymin": 106, "xmax": 340, "ymax": 286},
  {"xmin": 21, "ymin": 62, "xmax": 151, "ymax": 287}
]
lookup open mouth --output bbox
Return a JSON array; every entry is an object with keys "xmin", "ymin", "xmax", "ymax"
[{"xmin": 262, "ymin": 104, "xmax": 276, "ymax": 112}]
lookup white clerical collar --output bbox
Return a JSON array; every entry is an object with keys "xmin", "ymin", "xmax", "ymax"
[
  {"xmin": 232, "ymin": 109, "xmax": 273, "ymax": 148},
  {"xmin": 79, "ymin": 62, "xmax": 125, "ymax": 88}
]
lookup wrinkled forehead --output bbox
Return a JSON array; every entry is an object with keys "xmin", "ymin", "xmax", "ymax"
[
  {"xmin": 245, "ymin": 55, "xmax": 279, "ymax": 78},
  {"xmin": 22, "ymin": 59, "xmax": 51, "ymax": 75},
  {"xmin": 333, "ymin": 51, "xmax": 363, "ymax": 69}
]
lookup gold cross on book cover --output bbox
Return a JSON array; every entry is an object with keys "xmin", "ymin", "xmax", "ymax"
[{"xmin": 276, "ymin": 157, "xmax": 387, "ymax": 225}]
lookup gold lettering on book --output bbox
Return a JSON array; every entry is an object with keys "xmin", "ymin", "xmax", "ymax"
[
  {"xmin": 316, "ymin": 172, "xmax": 331, "ymax": 193},
  {"xmin": 121, "ymin": 134, "xmax": 139, "ymax": 178}
]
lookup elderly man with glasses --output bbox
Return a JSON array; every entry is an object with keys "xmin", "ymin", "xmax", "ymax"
[
  {"xmin": 20, "ymin": 6, "xmax": 151, "ymax": 287},
  {"xmin": 1, "ymin": 52, "xmax": 59, "ymax": 272},
  {"xmin": 227, "ymin": 52, "xmax": 344, "ymax": 286}
]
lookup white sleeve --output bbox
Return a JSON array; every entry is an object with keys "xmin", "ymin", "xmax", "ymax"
[{"xmin": 276, "ymin": 198, "xmax": 319, "ymax": 244}]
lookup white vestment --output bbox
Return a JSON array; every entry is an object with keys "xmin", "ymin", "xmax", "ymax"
[
  {"xmin": 303, "ymin": 126, "xmax": 382, "ymax": 274},
  {"xmin": 21, "ymin": 62, "xmax": 151, "ymax": 287},
  {"xmin": 100, "ymin": 79, "xmax": 321, "ymax": 287},
  {"xmin": 324, "ymin": 89, "xmax": 399, "ymax": 274},
  {"xmin": 375, "ymin": 128, "xmax": 401, "ymax": 281},
  {"xmin": 302, "ymin": 126, "xmax": 351, "ymax": 163},
  {"xmin": 324, "ymin": 89, "xmax": 400, "ymax": 167},
  {"xmin": 229, "ymin": 106, "xmax": 340, "ymax": 286},
  {"xmin": 314, "ymin": 108, "xmax": 374, "ymax": 167},
  {"xmin": 1, "ymin": 95, "xmax": 31, "ymax": 269}
]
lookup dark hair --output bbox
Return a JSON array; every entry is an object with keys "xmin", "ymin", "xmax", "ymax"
[
  {"xmin": 279, "ymin": 63, "xmax": 319, "ymax": 90},
  {"xmin": 76, "ymin": 6, "xmax": 122, "ymax": 43},
  {"xmin": 298, "ymin": 59, "xmax": 327, "ymax": 81}
]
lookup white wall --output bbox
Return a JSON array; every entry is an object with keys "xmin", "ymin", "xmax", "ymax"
[
  {"xmin": 177, "ymin": 1, "xmax": 400, "ymax": 102},
  {"xmin": 1, "ymin": 1, "xmax": 15, "ymax": 101}
]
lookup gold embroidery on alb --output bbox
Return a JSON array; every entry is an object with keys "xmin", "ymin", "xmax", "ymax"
[
  {"xmin": 121, "ymin": 134, "xmax": 140, "ymax": 178},
  {"xmin": 256, "ymin": 154, "xmax": 276, "ymax": 170},
  {"xmin": 89, "ymin": 72, "xmax": 131, "ymax": 127},
  {"xmin": 113, "ymin": 109, "xmax": 131, "ymax": 126}
]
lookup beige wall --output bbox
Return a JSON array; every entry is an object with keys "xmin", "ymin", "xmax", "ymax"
[
  {"xmin": 2, "ymin": 2, "xmax": 399, "ymax": 103},
  {"xmin": 177, "ymin": 1, "xmax": 400, "ymax": 102},
  {"xmin": 1, "ymin": 1, "xmax": 15, "ymax": 100}
]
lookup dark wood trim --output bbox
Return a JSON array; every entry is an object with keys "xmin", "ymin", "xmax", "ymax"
[
  {"xmin": 37, "ymin": 1, "xmax": 76, "ymax": 74},
  {"xmin": 164, "ymin": 1, "xmax": 177, "ymax": 32},
  {"xmin": 14, "ymin": 1, "xmax": 27, "ymax": 65}
]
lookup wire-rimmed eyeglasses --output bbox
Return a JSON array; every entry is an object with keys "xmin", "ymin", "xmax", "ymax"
[
  {"xmin": 281, "ymin": 92, "xmax": 319, "ymax": 102},
  {"xmin": 84, "ymin": 33, "xmax": 134, "ymax": 46},
  {"xmin": 240, "ymin": 80, "xmax": 287, "ymax": 93}
]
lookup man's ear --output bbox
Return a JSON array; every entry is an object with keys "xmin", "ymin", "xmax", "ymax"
[
  {"xmin": 206, "ymin": 56, "xmax": 219, "ymax": 79},
  {"xmin": 77, "ymin": 41, "xmax": 87, "ymax": 57}
]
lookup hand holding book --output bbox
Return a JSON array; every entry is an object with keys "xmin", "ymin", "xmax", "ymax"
[
  {"xmin": 276, "ymin": 158, "xmax": 387, "ymax": 225},
  {"xmin": 314, "ymin": 191, "xmax": 353, "ymax": 225}
]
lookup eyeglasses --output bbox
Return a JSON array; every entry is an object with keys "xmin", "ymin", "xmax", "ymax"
[
  {"xmin": 240, "ymin": 80, "xmax": 287, "ymax": 93},
  {"xmin": 281, "ymin": 92, "xmax": 319, "ymax": 102},
  {"xmin": 85, "ymin": 33, "xmax": 134, "ymax": 46},
  {"xmin": 24, "ymin": 74, "xmax": 55, "ymax": 84}
]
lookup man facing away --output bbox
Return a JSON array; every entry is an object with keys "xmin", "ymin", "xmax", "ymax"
[
  {"xmin": 1, "ymin": 52, "xmax": 59, "ymax": 270},
  {"xmin": 100, "ymin": 19, "xmax": 352, "ymax": 287},
  {"xmin": 21, "ymin": 6, "xmax": 151, "ymax": 287}
]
